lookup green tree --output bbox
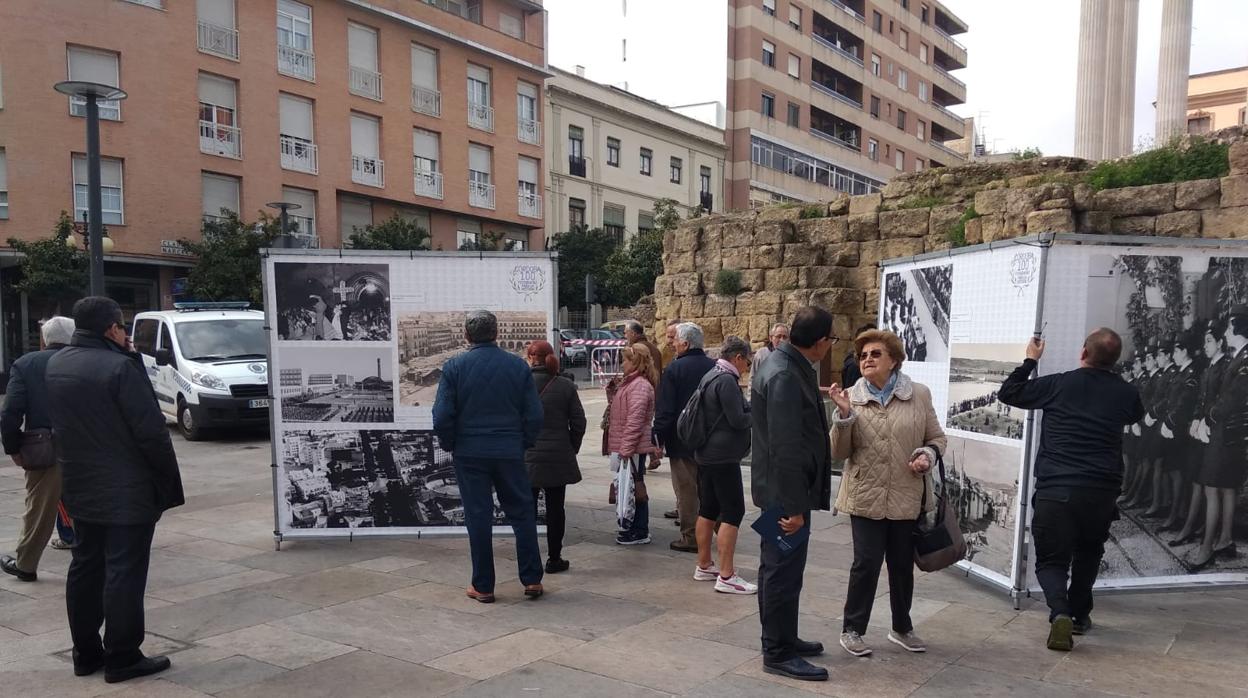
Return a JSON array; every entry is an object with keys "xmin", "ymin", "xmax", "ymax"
[
  {"xmin": 458, "ymin": 230, "xmax": 505, "ymax": 251},
  {"xmin": 1013, "ymin": 147, "xmax": 1043, "ymax": 160},
  {"xmin": 549, "ymin": 227, "xmax": 616, "ymax": 309},
  {"xmin": 178, "ymin": 211, "xmax": 279, "ymax": 308},
  {"xmin": 600, "ymin": 198, "xmax": 681, "ymax": 306},
  {"xmin": 347, "ymin": 213, "xmax": 431, "ymax": 250},
  {"xmin": 7, "ymin": 211, "xmax": 90, "ymax": 318}
]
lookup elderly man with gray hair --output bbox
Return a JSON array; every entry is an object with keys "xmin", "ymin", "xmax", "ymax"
[
  {"xmin": 653, "ymin": 321, "xmax": 717, "ymax": 551},
  {"xmin": 433, "ymin": 310, "xmax": 546, "ymax": 603},
  {"xmin": 1, "ymin": 316, "xmax": 76, "ymax": 584}
]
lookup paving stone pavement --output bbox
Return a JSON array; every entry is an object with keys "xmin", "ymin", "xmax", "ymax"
[{"xmin": 1, "ymin": 391, "xmax": 1247, "ymax": 696}]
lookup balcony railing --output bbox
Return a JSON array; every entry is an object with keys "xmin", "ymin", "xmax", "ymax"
[
  {"xmin": 277, "ymin": 44, "xmax": 315, "ymax": 81},
  {"xmin": 197, "ymin": 21, "xmax": 239, "ymax": 59},
  {"xmin": 412, "ymin": 85, "xmax": 441, "ymax": 116},
  {"xmin": 282, "ymin": 225, "xmax": 319, "ymax": 249},
  {"xmin": 518, "ymin": 118, "xmax": 541, "ymax": 145},
  {"xmin": 934, "ymin": 25, "xmax": 967, "ymax": 52},
  {"xmin": 811, "ymin": 127, "xmax": 860, "ymax": 153},
  {"xmin": 423, "ymin": 0, "xmax": 482, "ymax": 23},
  {"xmin": 351, "ymin": 154, "xmax": 385, "ymax": 187},
  {"xmin": 812, "ymin": 81, "xmax": 862, "ymax": 109},
  {"xmin": 826, "ymin": 0, "xmax": 865, "ymax": 23},
  {"xmin": 348, "ymin": 66, "xmax": 383, "ymax": 101},
  {"xmin": 468, "ymin": 181, "xmax": 495, "ymax": 210},
  {"xmin": 199, "ymin": 121, "xmax": 241, "ymax": 158},
  {"xmin": 934, "ymin": 65, "xmax": 966, "ymax": 90},
  {"xmin": 812, "ymin": 33, "xmax": 864, "ymax": 67},
  {"xmin": 932, "ymin": 102, "xmax": 961, "ymax": 124},
  {"xmin": 413, "ymin": 167, "xmax": 443, "ymax": 199},
  {"xmin": 568, "ymin": 156, "xmax": 586, "ymax": 178},
  {"xmin": 279, "ymin": 135, "xmax": 318, "ymax": 174},
  {"xmin": 518, "ymin": 192, "xmax": 542, "ymax": 219},
  {"xmin": 467, "ymin": 100, "xmax": 494, "ymax": 132},
  {"xmin": 931, "ymin": 140, "xmax": 965, "ymax": 160},
  {"xmin": 700, "ymin": 191, "xmax": 713, "ymax": 212}
]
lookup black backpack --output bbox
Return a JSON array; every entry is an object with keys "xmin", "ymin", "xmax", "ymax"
[{"xmin": 677, "ymin": 371, "xmax": 727, "ymax": 451}]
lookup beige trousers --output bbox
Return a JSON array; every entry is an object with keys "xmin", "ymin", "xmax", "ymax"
[
  {"xmin": 670, "ymin": 457, "xmax": 699, "ymax": 545},
  {"xmin": 15, "ymin": 463, "xmax": 61, "ymax": 573}
]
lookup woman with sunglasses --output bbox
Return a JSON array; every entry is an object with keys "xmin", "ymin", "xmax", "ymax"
[{"xmin": 827, "ymin": 329, "xmax": 946, "ymax": 658}]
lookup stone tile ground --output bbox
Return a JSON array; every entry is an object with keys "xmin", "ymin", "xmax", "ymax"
[{"xmin": 1, "ymin": 391, "xmax": 1246, "ymax": 696}]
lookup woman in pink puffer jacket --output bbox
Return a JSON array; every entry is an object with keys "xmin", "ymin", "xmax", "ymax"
[{"xmin": 608, "ymin": 343, "xmax": 660, "ymax": 545}]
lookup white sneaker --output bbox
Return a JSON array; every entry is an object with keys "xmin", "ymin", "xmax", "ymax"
[
  {"xmin": 693, "ymin": 563, "xmax": 720, "ymax": 581},
  {"xmin": 714, "ymin": 574, "xmax": 758, "ymax": 595}
]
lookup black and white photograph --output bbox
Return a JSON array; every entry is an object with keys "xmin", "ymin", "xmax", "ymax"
[
  {"xmin": 281, "ymin": 429, "xmax": 530, "ymax": 528},
  {"xmin": 279, "ymin": 347, "xmax": 394, "ymax": 423},
  {"xmin": 947, "ymin": 343, "xmax": 1026, "ymax": 440},
  {"xmin": 397, "ymin": 310, "xmax": 547, "ymax": 407},
  {"xmin": 1084, "ymin": 253, "xmax": 1248, "ymax": 577},
  {"xmin": 943, "ymin": 435, "xmax": 1022, "ymax": 580},
  {"xmin": 274, "ymin": 262, "xmax": 392, "ymax": 341},
  {"xmin": 882, "ymin": 264, "xmax": 953, "ymax": 363}
]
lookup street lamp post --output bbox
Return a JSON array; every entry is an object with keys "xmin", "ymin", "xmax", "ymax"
[
  {"xmin": 54, "ymin": 81, "xmax": 128, "ymax": 297},
  {"xmin": 266, "ymin": 201, "xmax": 302, "ymax": 248}
]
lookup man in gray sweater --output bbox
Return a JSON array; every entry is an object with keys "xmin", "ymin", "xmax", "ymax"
[{"xmin": 692, "ymin": 336, "xmax": 757, "ymax": 595}]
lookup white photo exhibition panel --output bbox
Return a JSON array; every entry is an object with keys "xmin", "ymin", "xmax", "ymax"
[
  {"xmin": 1036, "ymin": 244, "xmax": 1248, "ymax": 586},
  {"xmin": 265, "ymin": 253, "xmax": 557, "ymax": 536}
]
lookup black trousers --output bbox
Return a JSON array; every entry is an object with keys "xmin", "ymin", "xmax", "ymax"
[
  {"xmin": 1031, "ymin": 487, "xmax": 1119, "ymax": 621},
  {"xmin": 532, "ymin": 486, "xmax": 567, "ymax": 561},
  {"xmin": 843, "ymin": 516, "xmax": 915, "ymax": 635},
  {"xmin": 757, "ymin": 512, "xmax": 810, "ymax": 663},
  {"xmin": 66, "ymin": 520, "xmax": 156, "ymax": 669}
]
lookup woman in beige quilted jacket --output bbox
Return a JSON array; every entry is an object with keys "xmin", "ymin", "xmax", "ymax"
[{"xmin": 827, "ymin": 329, "xmax": 946, "ymax": 659}]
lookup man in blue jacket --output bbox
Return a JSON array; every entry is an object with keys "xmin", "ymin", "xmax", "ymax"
[{"xmin": 433, "ymin": 310, "xmax": 545, "ymax": 603}]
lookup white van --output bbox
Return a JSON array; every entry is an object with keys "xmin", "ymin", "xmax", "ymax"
[{"xmin": 131, "ymin": 303, "xmax": 269, "ymax": 440}]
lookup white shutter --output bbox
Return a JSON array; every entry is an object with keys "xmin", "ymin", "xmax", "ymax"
[
  {"xmin": 76, "ymin": 157, "xmax": 123, "ymax": 188},
  {"xmin": 279, "ymin": 94, "xmax": 313, "ymax": 139},
  {"xmin": 0, "ymin": 150, "xmax": 7, "ymax": 191},
  {"xmin": 412, "ymin": 129, "xmax": 439, "ymax": 160},
  {"xmin": 197, "ymin": 0, "xmax": 234, "ymax": 27},
  {"xmin": 197, "ymin": 74, "xmax": 236, "ymax": 109},
  {"xmin": 788, "ymin": 54, "xmax": 800, "ymax": 78},
  {"xmin": 467, "ymin": 64, "xmax": 490, "ymax": 85},
  {"xmin": 201, "ymin": 173, "xmax": 239, "ymax": 216},
  {"xmin": 411, "ymin": 44, "xmax": 437, "ymax": 89},
  {"xmin": 281, "ymin": 186, "xmax": 315, "ymax": 215},
  {"xmin": 499, "ymin": 13, "xmax": 523, "ymax": 39},
  {"xmin": 339, "ymin": 197, "xmax": 372, "ymax": 236},
  {"xmin": 347, "ymin": 23, "xmax": 377, "ymax": 71},
  {"xmin": 67, "ymin": 47, "xmax": 118, "ymax": 86},
  {"xmin": 278, "ymin": 0, "xmax": 310, "ymax": 20},
  {"xmin": 603, "ymin": 205, "xmax": 625, "ymax": 227},
  {"xmin": 518, "ymin": 157, "xmax": 537, "ymax": 185},
  {"xmin": 517, "ymin": 81, "xmax": 538, "ymax": 100},
  {"xmin": 350, "ymin": 114, "xmax": 379, "ymax": 158},
  {"xmin": 468, "ymin": 144, "xmax": 491, "ymax": 174}
]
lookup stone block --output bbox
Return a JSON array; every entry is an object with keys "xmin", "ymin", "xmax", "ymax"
[
  {"xmin": 698, "ymin": 317, "xmax": 725, "ymax": 344},
  {"xmin": 1112, "ymin": 215, "xmax": 1156, "ymax": 235},
  {"xmin": 1008, "ymin": 173, "xmax": 1047, "ymax": 189},
  {"xmin": 974, "ymin": 188, "xmax": 1009, "ymax": 215},
  {"xmin": 929, "ymin": 205, "xmax": 964, "ymax": 239},
  {"xmin": 738, "ymin": 269, "xmax": 765, "ymax": 291},
  {"xmin": 1220, "ymin": 175, "xmax": 1248, "ymax": 208},
  {"xmin": 847, "ymin": 264, "xmax": 881, "ymax": 290},
  {"xmin": 721, "ymin": 221, "xmax": 753, "ymax": 248},
  {"xmin": 1155, "ymin": 210, "xmax": 1201, "ymax": 238},
  {"xmin": 1073, "ymin": 183, "xmax": 1095, "ymax": 211},
  {"xmin": 736, "ymin": 291, "xmax": 782, "ymax": 316},
  {"xmin": 682, "ymin": 295, "xmax": 705, "ymax": 317},
  {"xmin": 665, "ymin": 251, "xmax": 696, "ymax": 273},
  {"xmin": 802, "ymin": 266, "xmax": 852, "ymax": 289},
  {"xmin": 720, "ymin": 247, "xmax": 751, "ymax": 270},
  {"xmin": 656, "ymin": 297, "xmax": 681, "ymax": 320},
  {"xmin": 1025, "ymin": 208, "xmax": 1075, "ymax": 234},
  {"xmin": 1078, "ymin": 210, "xmax": 1113, "ymax": 234},
  {"xmin": 980, "ymin": 214, "xmax": 1008, "ymax": 242},
  {"xmin": 964, "ymin": 217, "xmax": 984, "ymax": 245},
  {"xmin": 702, "ymin": 294, "xmax": 735, "ymax": 317},
  {"xmin": 753, "ymin": 221, "xmax": 793, "ymax": 245},
  {"xmin": 924, "ymin": 234, "xmax": 951, "ymax": 252},
  {"xmin": 1003, "ymin": 214, "xmax": 1027, "ymax": 238},
  {"xmin": 828, "ymin": 195, "xmax": 851, "ymax": 215},
  {"xmin": 783, "ymin": 243, "xmax": 821, "ymax": 267},
  {"xmin": 1230, "ymin": 141, "xmax": 1248, "ymax": 175},
  {"xmin": 673, "ymin": 226, "xmax": 701, "ymax": 252},
  {"xmin": 670, "ymin": 272, "xmax": 702, "ymax": 296},
  {"xmin": 756, "ymin": 206, "xmax": 803, "ymax": 223},
  {"xmin": 652, "ymin": 275, "xmax": 673, "ymax": 296},
  {"xmin": 1005, "ymin": 187, "xmax": 1048, "ymax": 217},
  {"xmin": 1176, "ymin": 178, "xmax": 1221, "ymax": 210},
  {"xmin": 781, "ymin": 290, "xmax": 812, "ymax": 318},
  {"xmin": 663, "ymin": 231, "xmax": 677, "ymax": 253},
  {"xmin": 858, "ymin": 239, "xmax": 926, "ymax": 268},
  {"xmin": 797, "ymin": 216, "xmax": 848, "ymax": 245},
  {"xmin": 717, "ymin": 316, "xmax": 747, "ymax": 343},
  {"xmin": 879, "ymin": 208, "xmax": 931, "ymax": 239},
  {"xmin": 849, "ymin": 193, "xmax": 883, "ymax": 215},
  {"xmin": 749, "ymin": 315, "xmax": 775, "ymax": 342},
  {"xmin": 1201, "ymin": 206, "xmax": 1248, "ymax": 239},
  {"xmin": 810, "ymin": 288, "xmax": 866, "ymax": 314},
  {"xmin": 1038, "ymin": 198, "xmax": 1073, "ymax": 210},
  {"xmin": 699, "ymin": 225, "xmax": 723, "ymax": 250},
  {"xmin": 1092, "ymin": 183, "xmax": 1175, "ymax": 214},
  {"xmin": 750, "ymin": 244, "xmax": 782, "ymax": 269},
  {"xmin": 847, "ymin": 213, "xmax": 880, "ymax": 241},
  {"xmin": 824, "ymin": 242, "xmax": 861, "ymax": 267},
  {"xmin": 865, "ymin": 289, "xmax": 880, "ymax": 315},
  {"xmin": 764, "ymin": 267, "xmax": 799, "ymax": 291},
  {"xmin": 694, "ymin": 248, "xmax": 722, "ymax": 271}
]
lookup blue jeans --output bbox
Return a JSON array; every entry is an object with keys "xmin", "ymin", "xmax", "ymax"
[
  {"xmin": 453, "ymin": 456, "xmax": 543, "ymax": 593},
  {"xmin": 626, "ymin": 455, "xmax": 650, "ymax": 538}
]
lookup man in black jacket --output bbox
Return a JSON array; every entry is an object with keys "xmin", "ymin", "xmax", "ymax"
[
  {"xmin": 750, "ymin": 306, "xmax": 837, "ymax": 682},
  {"xmin": 998, "ymin": 328, "xmax": 1144, "ymax": 653},
  {"xmin": 47, "ymin": 297, "xmax": 184, "ymax": 683},
  {"xmin": 653, "ymin": 322, "xmax": 716, "ymax": 552},
  {"xmin": 1, "ymin": 317, "xmax": 75, "ymax": 583}
]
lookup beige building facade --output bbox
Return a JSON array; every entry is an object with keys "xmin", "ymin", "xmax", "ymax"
[
  {"xmin": 543, "ymin": 68, "xmax": 726, "ymax": 244},
  {"xmin": 1186, "ymin": 66, "xmax": 1248, "ymax": 136},
  {"xmin": 727, "ymin": 0, "xmax": 968, "ymax": 209}
]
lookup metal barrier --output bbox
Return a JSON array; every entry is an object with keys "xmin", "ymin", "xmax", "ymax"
[{"xmin": 589, "ymin": 345, "xmax": 625, "ymax": 386}]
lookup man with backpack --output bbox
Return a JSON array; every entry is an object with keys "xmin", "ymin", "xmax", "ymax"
[
  {"xmin": 682, "ymin": 336, "xmax": 757, "ymax": 595},
  {"xmin": 654, "ymin": 322, "xmax": 716, "ymax": 552}
]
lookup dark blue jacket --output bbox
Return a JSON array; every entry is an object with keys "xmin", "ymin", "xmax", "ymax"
[
  {"xmin": 1, "ymin": 344, "xmax": 66, "ymax": 455},
  {"xmin": 653, "ymin": 348, "xmax": 717, "ymax": 459},
  {"xmin": 432, "ymin": 342, "xmax": 543, "ymax": 460}
]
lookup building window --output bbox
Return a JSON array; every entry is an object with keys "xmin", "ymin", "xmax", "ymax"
[
  {"xmin": 700, "ymin": 166, "xmax": 712, "ymax": 194},
  {"xmin": 640, "ymin": 147, "xmax": 653, "ymax": 176},
  {"xmin": 1187, "ymin": 115, "xmax": 1212, "ymax": 135},
  {"xmin": 518, "ymin": 156, "xmax": 540, "ymax": 218},
  {"xmin": 897, "ymin": 109, "xmax": 907, "ymax": 130},
  {"xmin": 347, "ymin": 22, "xmax": 382, "ymax": 100},
  {"xmin": 1240, "ymin": 107, "xmax": 1247, "ymax": 125},
  {"xmin": 670, "ymin": 157, "xmax": 682, "ymax": 184},
  {"xmin": 569, "ymin": 198, "xmax": 586, "ymax": 230},
  {"xmin": 276, "ymin": 0, "xmax": 315, "ymax": 81},
  {"xmin": 411, "ymin": 43, "xmax": 441, "ymax": 117},
  {"xmin": 762, "ymin": 0, "xmax": 775, "ymax": 16},
  {"xmin": 468, "ymin": 143, "xmax": 494, "ymax": 209},
  {"xmin": 787, "ymin": 101, "xmax": 800, "ymax": 127},
  {"xmin": 871, "ymin": 54, "xmax": 881, "ymax": 77},
  {"xmin": 788, "ymin": 53, "xmax": 800, "ymax": 79},
  {"xmin": 789, "ymin": 4, "xmax": 801, "ymax": 30},
  {"xmin": 603, "ymin": 204, "xmax": 626, "ymax": 245},
  {"xmin": 899, "ymin": 29, "xmax": 908, "ymax": 51},
  {"xmin": 920, "ymin": 43, "xmax": 928, "ymax": 64},
  {"xmin": 0, "ymin": 149, "xmax": 8, "ymax": 219},
  {"xmin": 895, "ymin": 150, "xmax": 904, "ymax": 171},
  {"xmin": 457, "ymin": 219, "xmax": 481, "ymax": 248},
  {"xmin": 921, "ymin": 4, "xmax": 929, "ymax": 23},
  {"xmin": 762, "ymin": 92, "xmax": 775, "ymax": 118},
  {"xmin": 899, "ymin": 69, "xmax": 908, "ymax": 91},
  {"xmin": 339, "ymin": 196, "xmax": 372, "ymax": 240},
  {"xmin": 915, "ymin": 159, "xmax": 925, "ymax": 172},
  {"xmin": 917, "ymin": 120, "xmax": 926, "ymax": 141},
  {"xmin": 279, "ymin": 93, "xmax": 317, "ymax": 173},
  {"xmin": 638, "ymin": 210, "xmax": 655, "ymax": 233},
  {"xmin": 918, "ymin": 81, "xmax": 928, "ymax": 102},
  {"xmin": 499, "ymin": 11, "xmax": 524, "ymax": 39},
  {"xmin": 517, "ymin": 81, "xmax": 540, "ymax": 144},
  {"xmin": 349, "ymin": 112, "xmax": 383, "ymax": 187},
  {"xmin": 202, "ymin": 173, "xmax": 240, "ymax": 222},
  {"xmin": 67, "ymin": 46, "xmax": 121, "ymax": 120},
  {"xmin": 872, "ymin": 11, "xmax": 882, "ymax": 32},
  {"xmin": 466, "ymin": 63, "xmax": 492, "ymax": 132},
  {"xmin": 72, "ymin": 155, "xmax": 124, "ymax": 225},
  {"xmin": 197, "ymin": 0, "xmax": 239, "ymax": 59},
  {"xmin": 412, "ymin": 128, "xmax": 441, "ymax": 199},
  {"xmin": 198, "ymin": 73, "xmax": 240, "ymax": 158},
  {"xmin": 867, "ymin": 138, "xmax": 878, "ymax": 162},
  {"xmin": 762, "ymin": 40, "xmax": 775, "ymax": 68},
  {"xmin": 568, "ymin": 125, "xmax": 585, "ymax": 176},
  {"xmin": 889, "ymin": 61, "xmax": 894, "ymax": 77},
  {"xmin": 885, "ymin": 144, "xmax": 891, "ymax": 158},
  {"xmin": 607, "ymin": 137, "xmax": 620, "ymax": 167},
  {"xmin": 869, "ymin": 96, "xmax": 880, "ymax": 118}
]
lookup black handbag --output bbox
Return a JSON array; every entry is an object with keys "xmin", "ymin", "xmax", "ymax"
[
  {"xmin": 18, "ymin": 428, "xmax": 57, "ymax": 471},
  {"xmin": 912, "ymin": 449, "xmax": 967, "ymax": 572}
]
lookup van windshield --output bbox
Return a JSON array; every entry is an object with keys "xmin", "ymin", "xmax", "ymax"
[{"xmin": 175, "ymin": 319, "xmax": 268, "ymax": 363}]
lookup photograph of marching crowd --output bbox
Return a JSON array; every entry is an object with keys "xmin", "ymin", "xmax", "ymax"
[
  {"xmin": 279, "ymin": 347, "xmax": 394, "ymax": 424},
  {"xmin": 1094, "ymin": 253, "xmax": 1248, "ymax": 576},
  {"xmin": 882, "ymin": 265, "xmax": 953, "ymax": 363},
  {"xmin": 947, "ymin": 344, "xmax": 1026, "ymax": 440},
  {"xmin": 274, "ymin": 262, "xmax": 392, "ymax": 342}
]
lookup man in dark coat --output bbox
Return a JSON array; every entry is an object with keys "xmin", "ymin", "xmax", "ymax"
[
  {"xmin": 750, "ymin": 307, "xmax": 837, "ymax": 682},
  {"xmin": 47, "ymin": 297, "xmax": 183, "ymax": 683},
  {"xmin": 653, "ymin": 322, "xmax": 716, "ymax": 552}
]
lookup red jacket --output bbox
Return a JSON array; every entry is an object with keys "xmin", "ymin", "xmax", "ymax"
[{"xmin": 607, "ymin": 373, "xmax": 656, "ymax": 458}]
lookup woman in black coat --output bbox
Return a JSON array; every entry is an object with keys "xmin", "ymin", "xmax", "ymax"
[{"xmin": 524, "ymin": 340, "xmax": 586, "ymax": 573}]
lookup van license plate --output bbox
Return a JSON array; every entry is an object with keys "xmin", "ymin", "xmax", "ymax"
[{"xmin": 249, "ymin": 399, "xmax": 270, "ymax": 409}]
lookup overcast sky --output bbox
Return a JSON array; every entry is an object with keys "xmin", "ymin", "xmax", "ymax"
[{"xmin": 544, "ymin": 0, "xmax": 1248, "ymax": 157}]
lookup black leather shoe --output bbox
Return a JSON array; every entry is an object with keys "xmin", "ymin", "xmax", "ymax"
[
  {"xmin": 663, "ymin": 510, "xmax": 679, "ymax": 519},
  {"xmin": 545, "ymin": 558, "xmax": 570, "ymax": 574},
  {"xmin": 0, "ymin": 555, "xmax": 36, "ymax": 582},
  {"xmin": 762, "ymin": 657, "xmax": 828, "ymax": 682},
  {"xmin": 104, "ymin": 655, "xmax": 171, "ymax": 684},
  {"xmin": 73, "ymin": 653, "xmax": 105, "ymax": 677},
  {"xmin": 795, "ymin": 639, "xmax": 824, "ymax": 656}
]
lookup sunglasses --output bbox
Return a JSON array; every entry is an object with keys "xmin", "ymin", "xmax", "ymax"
[
  {"xmin": 858, "ymin": 349, "xmax": 885, "ymax": 360},
  {"xmin": 824, "ymin": 335, "xmax": 840, "ymax": 345}
]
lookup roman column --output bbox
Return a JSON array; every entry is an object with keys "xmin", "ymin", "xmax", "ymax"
[
  {"xmin": 1154, "ymin": 0, "xmax": 1193, "ymax": 144},
  {"xmin": 1101, "ymin": 0, "xmax": 1125, "ymax": 158},
  {"xmin": 1074, "ymin": 0, "xmax": 1110, "ymax": 159},
  {"xmin": 1118, "ymin": 0, "xmax": 1140, "ymax": 155}
]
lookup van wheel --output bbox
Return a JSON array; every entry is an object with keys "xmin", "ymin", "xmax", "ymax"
[{"xmin": 178, "ymin": 398, "xmax": 203, "ymax": 441}]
